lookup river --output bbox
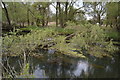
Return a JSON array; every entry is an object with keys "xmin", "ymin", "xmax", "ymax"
[{"xmin": 2, "ymin": 49, "xmax": 120, "ymax": 78}]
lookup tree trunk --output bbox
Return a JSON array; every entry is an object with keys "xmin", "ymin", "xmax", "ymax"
[
  {"xmin": 42, "ymin": 8, "xmax": 45, "ymax": 27},
  {"xmin": 65, "ymin": 2, "xmax": 68, "ymax": 25},
  {"xmin": 45, "ymin": 7, "xmax": 49, "ymax": 26},
  {"xmin": 98, "ymin": 14, "xmax": 101, "ymax": 26},
  {"xmin": 56, "ymin": 2, "xmax": 59, "ymax": 27},
  {"xmin": 118, "ymin": 2, "xmax": 120, "ymax": 31},
  {"xmin": 58, "ymin": 2, "xmax": 64, "ymax": 27},
  {"xmin": 27, "ymin": 9, "xmax": 30, "ymax": 26},
  {"xmin": 2, "ymin": 2, "xmax": 11, "ymax": 26},
  {"xmin": 23, "ymin": 51, "xmax": 27, "ymax": 68},
  {"xmin": 22, "ymin": 22, "xmax": 24, "ymax": 27}
]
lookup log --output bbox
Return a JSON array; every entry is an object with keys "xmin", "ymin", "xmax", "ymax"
[{"xmin": 65, "ymin": 33, "xmax": 75, "ymax": 40}]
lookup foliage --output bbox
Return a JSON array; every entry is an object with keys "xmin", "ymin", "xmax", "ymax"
[
  {"xmin": 55, "ymin": 27, "xmax": 75, "ymax": 35},
  {"xmin": 105, "ymin": 40, "xmax": 118, "ymax": 53},
  {"xmin": 84, "ymin": 2, "xmax": 106, "ymax": 24},
  {"xmin": 66, "ymin": 21, "xmax": 77, "ymax": 27},
  {"xmin": 105, "ymin": 2, "xmax": 119, "ymax": 28},
  {"xmin": 51, "ymin": 35, "xmax": 86, "ymax": 58},
  {"xmin": 2, "ymin": 23, "xmax": 118, "ymax": 58},
  {"xmin": 106, "ymin": 30, "xmax": 120, "ymax": 40},
  {"xmin": 18, "ymin": 63, "xmax": 34, "ymax": 78},
  {"xmin": 68, "ymin": 23, "xmax": 117, "ymax": 57}
]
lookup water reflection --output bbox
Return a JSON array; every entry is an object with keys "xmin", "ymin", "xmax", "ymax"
[
  {"xmin": 2, "ymin": 52, "xmax": 120, "ymax": 78},
  {"xmin": 73, "ymin": 60, "xmax": 90, "ymax": 77},
  {"xmin": 105, "ymin": 66, "xmax": 111, "ymax": 72},
  {"xmin": 33, "ymin": 65, "xmax": 48, "ymax": 78}
]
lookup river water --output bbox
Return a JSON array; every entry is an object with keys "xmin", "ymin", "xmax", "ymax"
[{"xmin": 2, "ymin": 49, "xmax": 120, "ymax": 78}]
